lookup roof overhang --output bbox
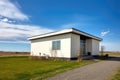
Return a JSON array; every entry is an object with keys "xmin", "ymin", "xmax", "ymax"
[{"xmin": 28, "ymin": 28, "xmax": 102, "ymax": 41}]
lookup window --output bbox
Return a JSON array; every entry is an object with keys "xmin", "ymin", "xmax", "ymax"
[{"xmin": 52, "ymin": 40, "xmax": 61, "ymax": 50}]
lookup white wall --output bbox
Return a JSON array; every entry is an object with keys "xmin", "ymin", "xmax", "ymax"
[
  {"xmin": 86, "ymin": 39, "xmax": 92, "ymax": 54},
  {"xmin": 31, "ymin": 33, "xmax": 71, "ymax": 58},
  {"xmin": 71, "ymin": 33, "xmax": 80, "ymax": 58},
  {"xmin": 86, "ymin": 39, "xmax": 99, "ymax": 55},
  {"xmin": 30, "ymin": 33, "xmax": 100, "ymax": 58},
  {"xmin": 92, "ymin": 39, "xmax": 99, "ymax": 55}
]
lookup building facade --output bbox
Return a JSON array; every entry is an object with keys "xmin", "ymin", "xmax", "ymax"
[{"xmin": 28, "ymin": 28, "xmax": 102, "ymax": 59}]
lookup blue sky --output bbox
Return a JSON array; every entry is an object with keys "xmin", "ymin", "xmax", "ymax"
[{"xmin": 0, "ymin": 0, "xmax": 120, "ymax": 52}]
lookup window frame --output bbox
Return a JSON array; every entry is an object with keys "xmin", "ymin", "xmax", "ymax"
[{"xmin": 52, "ymin": 40, "xmax": 61, "ymax": 50}]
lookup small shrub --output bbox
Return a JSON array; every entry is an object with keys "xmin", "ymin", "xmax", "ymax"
[
  {"xmin": 105, "ymin": 54, "xmax": 109, "ymax": 57},
  {"xmin": 77, "ymin": 53, "xmax": 83, "ymax": 61},
  {"xmin": 100, "ymin": 54, "xmax": 109, "ymax": 60},
  {"xmin": 87, "ymin": 52, "xmax": 91, "ymax": 56}
]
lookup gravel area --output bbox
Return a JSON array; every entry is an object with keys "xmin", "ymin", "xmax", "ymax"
[{"xmin": 47, "ymin": 57, "xmax": 120, "ymax": 80}]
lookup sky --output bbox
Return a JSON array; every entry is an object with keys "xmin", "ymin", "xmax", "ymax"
[{"xmin": 0, "ymin": 0, "xmax": 120, "ymax": 52}]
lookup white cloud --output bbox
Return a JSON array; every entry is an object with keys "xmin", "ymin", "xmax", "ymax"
[
  {"xmin": 0, "ymin": 22, "xmax": 53, "ymax": 42},
  {"xmin": 0, "ymin": 0, "xmax": 28, "ymax": 21},
  {"xmin": 0, "ymin": 17, "xmax": 16, "ymax": 23},
  {"xmin": 1, "ymin": 18, "xmax": 9, "ymax": 22},
  {"xmin": 0, "ymin": 0, "xmax": 53, "ymax": 43},
  {"xmin": 101, "ymin": 30, "xmax": 110, "ymax": 36}
]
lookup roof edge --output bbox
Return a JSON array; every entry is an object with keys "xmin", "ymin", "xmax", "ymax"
[{"xmin": 28, "ymin": 28, "xmax": 102, "ymax": 41}]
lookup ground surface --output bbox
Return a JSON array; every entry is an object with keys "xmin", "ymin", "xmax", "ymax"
[
  {"xmin": 103, "ymin": 52, "xmax": 120, "ymax": 56},
  {"xmin": 47, "ymin": 57, "xmax": 120, "ymax": 80},
  {"xmin": 0, "ymin": 51, "xmax": 29, "ymax": 56},
  {"xmin": 0, "ymin": 56, "xmax": 94, "ymax": 80},
  {"xmin": 112, "ymin": 67, "xmax": 120, "ymax": 80}
]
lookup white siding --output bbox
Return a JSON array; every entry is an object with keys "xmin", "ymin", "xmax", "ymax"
[
  {"xmin": 86, "ymin": 39, "xmax": 92, "ymax": 54},
  {"xmin": 92, "ymin": 39, "xmax": 99, "ymax": 55},
  {"xmin": 86, "ymin": 39, "xmax": 99, "ymax": 55},
  {"xmin": 30, "ymin": 32, "xmax": 100, "ymax": 58},
  {"xmin": 31, "ymin": 33, "xmax": 71, "ymax": 58},
  {"xmin": 71, "ymin": 33, "xmax": 80, "ymax": 58}
]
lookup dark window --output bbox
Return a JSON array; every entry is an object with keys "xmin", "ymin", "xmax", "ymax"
[{"xmin": 52, "ymin": 40, "xmax": 61, "ymax": 50}]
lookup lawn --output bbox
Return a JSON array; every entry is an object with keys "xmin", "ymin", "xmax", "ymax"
[
  {"xmin": 112, "ymin": 68, "xmax": 120, "ymax": 80},
  {"xmin": 0, "ymin": 56, "xmax": 94, "ymax": 80}
]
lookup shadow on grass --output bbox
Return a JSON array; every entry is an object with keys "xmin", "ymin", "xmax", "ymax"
[
  {"xmin": 93, "ymin": 55, "xmax": 120, "ymax": 61},
  {"xmin": 107, "ymin": 56, "xmax": 120, "ymax": 61}
]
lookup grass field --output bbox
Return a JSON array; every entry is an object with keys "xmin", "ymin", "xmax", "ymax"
[
  {"xmin": 109, "ymin": 52, "xmax": 120, "ymax": 80},
  {"xmin": 111, "ymin": 68, "xmax": 120, "ymax": 80},
  {"xmin": 0, "ymin": 56, "xmax": 94, "ymax": 80},
  {"xmin": 103, "ymin": 52, "xmax": 120, "ymax": 56},
  {"xmin": 0, "ymin": 51, "xmax": 29, "ymax": 56}
]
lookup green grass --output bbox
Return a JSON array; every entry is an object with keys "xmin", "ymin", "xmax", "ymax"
[
  {"xmin": 112, "ymin": 68, "xmax": 120, "ymax": 80},
  {"xmin": 0, "ymin": 56, "xmax": 95, "ymax": 80}
]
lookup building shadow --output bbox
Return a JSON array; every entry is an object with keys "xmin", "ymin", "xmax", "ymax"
[
  {"xmin": 92, "ymin": 55, "xmax": 120, "ymax": 61},
  {"xmin": 107, "ymin": 56, "xmax": 120, "ymax": 61}
]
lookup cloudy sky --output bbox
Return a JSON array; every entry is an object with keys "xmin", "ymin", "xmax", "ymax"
[{"xmin": 0, "ymin": 0, "xmax": 120, "ymax": 52}]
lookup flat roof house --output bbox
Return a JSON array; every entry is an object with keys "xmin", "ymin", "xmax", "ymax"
[{"xmin": 28, "ymin": 28, "xmax": 102, "ymax": 60}]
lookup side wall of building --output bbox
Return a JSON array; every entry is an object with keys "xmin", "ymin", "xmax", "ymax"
[
  {"xmin": 71, "ymin": 33, "xmax": 80, "ymax": 58},
  {"xmin": 92, "ymin": 39, "xmax": 99, "ymax": 55},
  {"xmin": 31, "ymin": 33, "xmax": 71, "ymax": 58},
  {"xmin": 86, "ymin": 39, "xmax": 92, "ymax": 55},
  {"xmin": 86, "ymin": 39, "xmax": 99, "ymax": 55}
]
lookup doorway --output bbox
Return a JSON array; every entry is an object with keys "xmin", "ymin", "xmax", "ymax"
[{"xmin": 80, "ymin": 39, "xmax": 86, "ymax": 56}]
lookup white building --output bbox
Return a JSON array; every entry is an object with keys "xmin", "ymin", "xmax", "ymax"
[{"xmin": 28, "ymin": 28, "xmax": 102, "ymax": 60}]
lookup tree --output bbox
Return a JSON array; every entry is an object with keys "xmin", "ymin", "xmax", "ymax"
[{"xmin": 101, "ymin": 46, "xmax": 105, "ymax": 56}]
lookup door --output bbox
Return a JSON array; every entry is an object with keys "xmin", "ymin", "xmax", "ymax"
[{"xmin": 80, "ymin": 40, "xmax": 86, "ymax": 56}]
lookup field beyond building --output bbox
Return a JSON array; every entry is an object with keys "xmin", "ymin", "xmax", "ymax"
[{"xmin": 0, "ymin": 51, "xmax": 30, "ymax": 56}]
